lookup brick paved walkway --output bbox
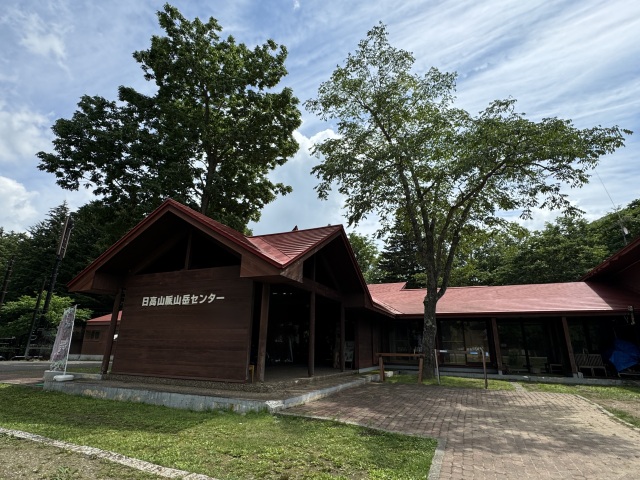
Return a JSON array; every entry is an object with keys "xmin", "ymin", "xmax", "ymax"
[{"xmin": 285, "ymin": 383, "xmax": 640, "ymax": 479}]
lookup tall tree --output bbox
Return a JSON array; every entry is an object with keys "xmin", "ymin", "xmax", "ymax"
[
  {"xmin": 10, "ymin": 204, "xmax": 71, "ymax": 301},
  {"xmin": 306, "ymin": 24, "xmax": 630, "ymax": 376},
  {"xmin": 0, "ymin": 229, "xmax": 28, "ymax": 307},
  {"xmin": 38, "ymin": 4, "xmax": 301, "ymax": 231},
  {"xmin": 347, "ymin": 232, "xmax": 379, "ymax": 284},
  {"xmin": 446, "ymin": 224, "xmax": 528, "ymax": 287},
  {"xmin": 589, "ymin": 199, "xmax": 640, "ymax": 255},
  {"xmin": 371, "ymin": 221, "xmax": 425, "ymax": 287},
  {"xmin": 498, "ymin": 216, "xmax": 608, "ymax": 285}
]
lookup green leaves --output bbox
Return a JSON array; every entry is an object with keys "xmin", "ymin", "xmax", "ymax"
[
  {"xmin": 37, "ymin": 4, "xmax": 301, "ymax": 232},
  {"xmin": 307, "ymin": 22, "xmax": 630, "ymax": 366},
  {"xmin": 307, "ymin": 22, "xmax": 630, "ymax": 292},
  {"xmin": 0, "ymin": 293, "xmax": 91, "ymax": 338}
]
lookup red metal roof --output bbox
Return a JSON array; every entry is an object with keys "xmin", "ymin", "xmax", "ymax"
[
  {"xmin": 68, "ymin": 199, "xmax": 360, "ymax": 292},
  {"xmin": 248, "ymin": 226, "xmax": 342, "ymax": 266},
  {"xmin": 164, "ymin": 200, "xmax": 342, "ymax": 267},
  {"xmin": 368, "ymin": 282, "xmax": 640, "ymax": 317},
  {"xmin": 87, "ymin": 311, "xmax": 122, "ymax": 324}
]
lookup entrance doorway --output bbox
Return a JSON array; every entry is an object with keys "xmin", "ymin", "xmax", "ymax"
[{"xmin": 250, "ymin": 284, "xmax": 349, "ymax": 378}]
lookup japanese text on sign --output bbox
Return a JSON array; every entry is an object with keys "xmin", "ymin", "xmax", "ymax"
[{"xmin": 141, "ymin": 293, "xmax": 225, "ymax": 307}]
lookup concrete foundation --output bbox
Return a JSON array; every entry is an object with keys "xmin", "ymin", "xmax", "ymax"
[{"xmin": 43, "ymin": 371, "xmax": 381, "ymax": 413}]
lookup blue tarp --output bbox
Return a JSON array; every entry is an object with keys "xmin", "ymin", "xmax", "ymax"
[{"xmin": 608, "ymin": 339, "xmax": 640, "ymax": 372}]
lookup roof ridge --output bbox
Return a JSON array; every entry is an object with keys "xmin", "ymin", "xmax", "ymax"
[{"xmin": 249, "ymin": 224, "xmax": 341, "ymax": 239}]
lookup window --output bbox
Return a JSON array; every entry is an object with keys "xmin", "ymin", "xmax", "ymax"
[{"xmin": 439, "ymin": 320, "xmax": 491, "ymax": 365}]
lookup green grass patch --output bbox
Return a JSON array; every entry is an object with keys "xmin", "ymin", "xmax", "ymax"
[
  {"xmin": 519, "ymin": 382, "xmax": 640, "ymax": 427},
  {"xmin": 387, "ymin": 373, "xmax": 515, "ymax": 391},
  {"xmin": 518, "ymin": 382, "xmax": 640, "ymax": 400},
  {"xmin": 0, "ymin": 384, "xmax": 436, "ymax": 479}
]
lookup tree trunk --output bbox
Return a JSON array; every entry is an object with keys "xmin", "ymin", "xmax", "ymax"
[{"xmin": 422, "ymin": 290, "xmax": 438, "ymax": 379}]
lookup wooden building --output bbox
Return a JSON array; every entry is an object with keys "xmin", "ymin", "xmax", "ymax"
[
  {"xmin": 79, "ymin": 311, "xmax": 122, "ymax": 358},
  {"xmin": 69, "ymin": 199, "xmax": 388, "ymax": 382},
  {"xmin": 72, "ymin": 198, "xmax": 640, "ymax": 382},
  {"xmin": 369, "ymin": 236, "xmax": 640, "ymax": 377}
]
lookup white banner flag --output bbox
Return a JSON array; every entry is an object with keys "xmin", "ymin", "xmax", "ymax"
[{"xmin": 49, "ymin": 306, "xmax": 77, "ymax": 373}]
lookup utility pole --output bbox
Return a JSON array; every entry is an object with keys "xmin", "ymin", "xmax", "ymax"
[
  {"xmin": 0, "ymin": 256, "xmax": 14, "ymax": 309},
  {"xmin": 24, "ymin": 278, "xmax": 46, "ymax": 357},
  {"xmin": 24, "ymin": 216, "xmax": 74, "ymax": 358},
  {"xmin": 40, "ymin": 215, "xmax": 74, "ymax": 317}
]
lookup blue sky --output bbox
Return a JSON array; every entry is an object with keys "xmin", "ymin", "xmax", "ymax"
[{"xmin": 0, "ymin": 0, "xmax": 638, "ymax": 239}]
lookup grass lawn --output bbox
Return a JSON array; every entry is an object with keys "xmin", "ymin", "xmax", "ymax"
[
  {"xmin": 387, "ymin": 373, "xmax": 515, "ymax": 391},
  {"xmin": 519, "ymin": 382, "xmax": 640, "ymax": 428},
  {"xmin": 0, "ymin": 384, "xmax": 436, "ymax": 480}
]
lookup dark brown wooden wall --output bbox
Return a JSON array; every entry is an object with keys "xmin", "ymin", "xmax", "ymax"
[
  {"xmin": 616, "ymin": 268, "xmax": 640, "ymax": 295},
  {"xmin": 80, "ymin": 325, "xmax": 110, "ymax": 356},
  {"xmin": 356, "ymin": 314, "xmax": 379, "ymax": 368},
  {"xmin": 112, "ymin": 266, "xmax": 253, "ymax": 381}
]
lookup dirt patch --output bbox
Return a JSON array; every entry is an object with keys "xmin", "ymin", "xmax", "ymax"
[
  {"xmin": 0, "ymin": 435, "xmax": 165, "ymax": 480},
  {"xmin": 589, "ymin": 398, "xmax": 640, "ymax": 425}
]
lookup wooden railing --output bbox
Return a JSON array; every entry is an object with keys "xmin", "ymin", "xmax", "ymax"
[{"xmin": 376, "ymin": 353, "xmax": 425, "ymax": 383}]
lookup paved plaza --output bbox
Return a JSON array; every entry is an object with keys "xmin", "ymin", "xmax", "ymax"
[
  {"xmin": 285, "ymin": 382, "xmax": 640, "ymax": 479},
  {"xmin": 3, "ymin": 363, "xmax": 640, "ymax": 479}
]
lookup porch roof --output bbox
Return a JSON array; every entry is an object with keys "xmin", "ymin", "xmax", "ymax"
[{"xmin": 367, "ymin": 281, "xmax": 640, "ymax": 318}]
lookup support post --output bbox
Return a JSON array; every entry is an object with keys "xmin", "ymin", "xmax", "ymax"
[
  {"xmin": 490, "ymin": 317, "xmax": 503, "ymax": 374},
  {"xmin": 378, "ymin": 355, "xmax": 385, "ymax": 382},
  {"xmin": 101, "ymin": 288, "xmax": 123, "ymax": 375},
  {"xmin": 481, "ymin": 347, "xmax": 488, "ymax": 389},
  {"xmin": 418, "ymin": 356, "xmax": 424, "ymax": 383},
  {"xmin": 339, "ymin": 303, "xmax": 345, "ymax": 372},
  {"xmin": 561, "ymin": 316, "xmax": 578, "ymax": 376},
  {"xmin": 257, "ymin": 283, "xmax": 270, "ymax": 383},
  {"xmin": 308, "ymin": 291, "xmax": 316, "ymax": 377}
]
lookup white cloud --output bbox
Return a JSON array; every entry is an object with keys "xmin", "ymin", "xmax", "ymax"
[
  {"xmin": 20, "ymin": 14, "xmax": 67, "ymax": 61},
  {"xmin": 0, "ymin": 106, "xmax": 51, "ymax": 165},
  {"xmin": 249, "ymin": 128, "xmax": 346, "ymax": 235},
  {"xmin": 2, "ymin": 7, "xmax": 70, "ymax": 71},
  {"xmin": 0, "ymin": 0, "xmax": 637, "ymax": 240},
  {"xmin": 0, "ymin": 177, "xmax": 38, "ymax": 231}
]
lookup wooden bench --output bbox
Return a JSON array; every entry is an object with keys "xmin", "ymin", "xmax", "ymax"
[{"xmin": 574, "ymin": 353, "xmax": 607, "ymax": 377}]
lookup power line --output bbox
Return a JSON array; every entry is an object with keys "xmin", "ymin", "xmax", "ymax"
[{"xmin": 594, "ymin": 169, "xmax": 628, "ymax": 245}]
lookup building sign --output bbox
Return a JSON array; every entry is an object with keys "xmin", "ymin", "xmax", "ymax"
[{"xmin": 141, "ymin": 293, "xmax": 225, "ymax": 307}]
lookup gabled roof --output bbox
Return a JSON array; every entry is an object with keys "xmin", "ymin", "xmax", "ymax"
[
  {"xmin": 248, "ymin": 225, "xmax": 343, "ymax": 267},
  {"xmin": 582, "ymin": 234, "xmax": 640, "ymax": 282},
  {"xmin": 68, "ymin": 199, "xmax": 368, "ymax": 299},
  {"xmin": 368, "ymin": 281, "xmax": 640, "ymax": 318}
]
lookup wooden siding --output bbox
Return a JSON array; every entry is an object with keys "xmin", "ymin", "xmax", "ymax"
[
  {"xmin": 357, "ymin": 318, "xmax": 372, "ymax": 368},
  {"xmin": 112, "ymin": 266, "xmax": 253, "ymax": 381},
  {"xmin": 80, "ymin": 325, "xmax": 111, "ymax": 356}
]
